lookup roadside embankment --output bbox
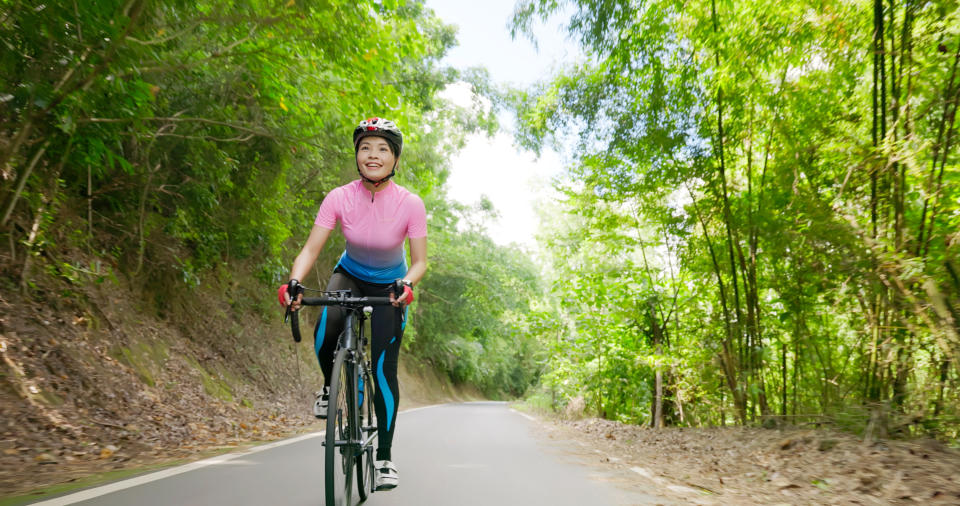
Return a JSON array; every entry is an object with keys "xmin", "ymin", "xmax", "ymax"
[{"xmin": 522, "ymin": 412, "xmax": 960, "ymax": 505}]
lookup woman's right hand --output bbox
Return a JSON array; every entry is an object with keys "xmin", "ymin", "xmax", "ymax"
[{"xmin": 278, "ymin": 280, "xmax": 304, "ymax": 311}]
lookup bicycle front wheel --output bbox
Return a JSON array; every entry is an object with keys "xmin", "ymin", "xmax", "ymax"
[
  {"xmin": 325, "ymin": 348, "xmax": 356, "ymax": 506},
  {"xmin": 356, "ymin": 362, "xmax": 377, "ymax": 501}
]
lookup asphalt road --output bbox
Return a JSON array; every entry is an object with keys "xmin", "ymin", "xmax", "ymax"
[{"xmin": 34, "ymin": 402, "xmax": 670, "ymax": 505}]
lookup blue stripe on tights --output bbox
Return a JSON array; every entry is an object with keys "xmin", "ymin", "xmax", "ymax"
[
  {"xmin": 314, "ymin": 308, "xmax": 328, "ymax": 365},
  {"xmin": 377, "ymin": 350, "xmax": 395, "ymax": 432}
]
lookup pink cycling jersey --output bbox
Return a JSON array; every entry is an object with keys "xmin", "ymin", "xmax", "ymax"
[{"xmin": 315, "ymin": 180, "xmax": 427, "ymax": 283}]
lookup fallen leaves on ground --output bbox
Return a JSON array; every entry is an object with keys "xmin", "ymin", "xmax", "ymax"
[{"xmin": 544, "ymin": 417, "xmax": 960, "ymax": 505}]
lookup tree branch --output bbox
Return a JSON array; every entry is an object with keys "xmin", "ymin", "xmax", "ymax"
[{"xmin": 1, "ymin": 139, "xmax": 50, "ymax": 228}]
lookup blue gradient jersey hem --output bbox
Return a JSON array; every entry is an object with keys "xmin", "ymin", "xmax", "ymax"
[{"xmin": 337, "ymin": 251, "xmax": 407, "ymax": 285}]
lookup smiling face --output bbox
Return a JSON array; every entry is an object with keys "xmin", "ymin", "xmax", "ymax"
[{"xmin": 356, "ymin": 136, "xmax": 397, "ymax": 182}]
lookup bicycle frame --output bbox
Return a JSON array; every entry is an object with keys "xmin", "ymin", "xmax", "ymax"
[
  {"xmin": 344, "ymin": 311, "xmax": 379, "ymax": 452},
  {"xmin": 330, "ymin": 308, "xmax": 374, "ymax": 448}
]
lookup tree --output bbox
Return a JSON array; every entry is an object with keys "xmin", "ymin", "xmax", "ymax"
[{"xmin": 511, "ymin": 0, "xmax": 960, "ymax": 433}]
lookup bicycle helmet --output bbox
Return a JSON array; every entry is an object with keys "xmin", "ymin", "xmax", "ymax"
[
  {"xmin": 353, "ymin": 117, "xmax": 403, "ymax": 157},
  {"xmin": 353, "ymin": 117, "xmax": 403, "ymax": 187}
]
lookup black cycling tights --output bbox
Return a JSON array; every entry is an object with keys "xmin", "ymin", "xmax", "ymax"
[{"xmin": 313, "ymin": 266, "xmax": 404, "ymax": 461}]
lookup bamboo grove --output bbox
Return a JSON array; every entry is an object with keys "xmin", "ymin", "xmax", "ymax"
[{"xmin": 513, "ymin": 0, "xmax": 960, "ymax": 436}]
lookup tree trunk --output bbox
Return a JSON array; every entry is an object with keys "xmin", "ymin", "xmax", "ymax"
[
  {"xmin": 654, "ymin": 365, "xmax": 664, "ymax": 429},
  {"xmin": 688, "ymin": 184, "xmax": 746, "ymax": 423},
  {"xmin": 933, "ymin": 357, "xmax": 949, "ymax": 417},
  {"xmin": 646, "ymin": 295, "xmax": 666, "ymax": 428},
  {"xmin": 781, "ymin": 339, "xmax": 788, "ymax": 417},
  {"xmin": 710, "ymin": 0, "xmax": 747, "ymax": 425}
]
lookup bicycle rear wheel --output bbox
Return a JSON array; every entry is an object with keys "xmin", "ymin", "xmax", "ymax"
[
  {"xmin": 356, "ymin": 363, "xmax": 377, "ymax": 501},
  {"xmin": 325, "ymin": 348, "xmax": 356, "ymax": 506}
]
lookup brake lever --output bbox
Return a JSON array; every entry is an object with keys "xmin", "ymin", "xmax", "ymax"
[{"xmin": 283, "ymin": 279, "xmax": 302, "ymax": 324}]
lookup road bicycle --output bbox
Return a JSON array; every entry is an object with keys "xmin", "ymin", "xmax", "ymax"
[{"xmin": 286, "ymin": 281, "xmax": 396, "ymax": 506}]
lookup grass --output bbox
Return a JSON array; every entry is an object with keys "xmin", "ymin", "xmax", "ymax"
[
  {"xmin": 0, "ymin": 442, "xmax": 264, "ymax": 506},
  {"xmin": 0, "ymin": 460, "xmax": 188, "ymax": 506}
]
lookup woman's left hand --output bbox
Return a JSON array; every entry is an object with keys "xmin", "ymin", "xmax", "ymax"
[{"xmin": 390, "ymin": 282, "xmax": 414, "ymax": 307}]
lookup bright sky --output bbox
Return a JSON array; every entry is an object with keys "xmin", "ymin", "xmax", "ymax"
[{"xmin": 425, "ymin": 0, "xmax": 579, "ymax": 249}]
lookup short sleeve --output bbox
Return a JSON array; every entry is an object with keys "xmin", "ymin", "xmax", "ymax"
[
  {"xmin": 407, "ymin": 195, "xmax": 427, "ymax": 238},
  {"xmin": 314, "ymin": 187, "xmax": 340, "ymax": 229}
]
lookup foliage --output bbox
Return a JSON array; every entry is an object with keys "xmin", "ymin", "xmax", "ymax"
[
  {"xmin": 513, "ymin": 0, "xmax": 960, "ymax": 436},
  {"xmin": 0, "ymin": 0, "xmax": 542, "ymax": 396},
  {"xmin": 411, "ymin": 200, "xmax": 544, "ymax": 397}
]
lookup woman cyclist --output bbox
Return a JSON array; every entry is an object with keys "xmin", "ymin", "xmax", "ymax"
[{"xmin": 279, "ymin": 117, "xmax": 426, "ymax": 491}]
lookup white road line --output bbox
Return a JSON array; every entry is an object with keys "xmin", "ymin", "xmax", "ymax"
[
  {"xmin": 29, "ymin": 432, "xmax": 324, "ymax": 506},
  {"xmin": 31, "ymin": 404, "xmax": 443, "ymax": 505},
  {"xmin": 510, "ymin": 409, "xmax": 537, "ymax": 422},
  {"xmin": 397, "ymin": 404, "xmax": 441, "ymax": 415}
]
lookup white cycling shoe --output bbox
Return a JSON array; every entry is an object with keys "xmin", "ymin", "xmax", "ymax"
[
  {"xmin": 313, "ymin": 387, "xmax": 329, "ymax": 419},
  {"xmin": 375, "ymin": 460, "xmax": 399, "ymax": 491}
]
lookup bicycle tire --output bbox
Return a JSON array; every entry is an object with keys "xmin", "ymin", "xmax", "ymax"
[
  {"xmin": 356, "ymin": 362, "xmax": 376, "ymax": 501},
  {"xmin": 289, "ymin": 309, "xmax": 302, "ymax": 342},
  {"xmin": 325, "ymin": 348, "xmax": 356, "ymax": 506}
]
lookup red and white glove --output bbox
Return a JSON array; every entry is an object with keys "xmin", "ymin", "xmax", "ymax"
[
  {"xmin": 400, "ymin": 284, "xmax": 414, "ymax": 304},
  {"xmin": 394, "ymin": 279, "xmax": 414, "ymax": 305}
]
